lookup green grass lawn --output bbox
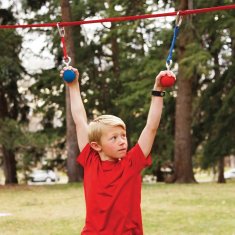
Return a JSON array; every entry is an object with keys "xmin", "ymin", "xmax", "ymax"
[{"xmin": 0, "ymin": 181, "xmax": 235, "ymax": 235}]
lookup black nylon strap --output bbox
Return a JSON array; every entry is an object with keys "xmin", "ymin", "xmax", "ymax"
[{"xmin": 152, "ymin": 90, "xmax": 165, "ymax": 97}]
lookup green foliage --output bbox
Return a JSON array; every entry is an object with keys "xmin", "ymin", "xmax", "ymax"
[
  {"xmin": 0, "ymin": 118, "xmax": 49, "ymax": 150},
  {"xmin": 0, "ymin": 118, "xmax": 61, "ymax": 172},
  {"xmin": 0, "ymin": 10, "xmax": 28, "ymax": 122},
  {"xmin": 196, "ymin": 67, "xmax": 235, "ymax": 168},
  {"xmin": 23, "ymin": 0, "xmax": 48, "ymax": 11},
  {"xmin": 190, "ymin": 1, "xmax": 235, "ymax": 169},
  {"xmin": 0, "ymin": 119, "xmax": 23, "ymax": 150},
  {"xmin": 180, "ymin": 43, "xmax": 211, "ymax": 78}
]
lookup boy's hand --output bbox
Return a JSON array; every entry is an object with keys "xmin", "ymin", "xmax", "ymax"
[
  {"xmin": 154, "ymin": 70, "xmax": 176, "ymax": 90},
  {"xmin": 60, "ymin": 66, "xmax": 79, "ymax": 85}
]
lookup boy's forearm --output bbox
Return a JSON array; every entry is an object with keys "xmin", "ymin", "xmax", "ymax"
[
  {"xmin": 145, "ymin": 83, "xmax": 164, "ymax": 131},
  {"xmin": 69, "ymin": 82, "xmax": 87, "ymax": 126},
  {"xmin": 61, "ymin": 67, "xmax": 89, "ymax": 150},
  {"xmin": 138, "ymin": 70, "xmax": 175, "ymax": 157},
  {"xmin": 138, "ymin": 90, "xmax": 163, "ymax": 157},
  {"xmin": 145, "ymin": 94, "xmax": 163, "ymax": 133}
]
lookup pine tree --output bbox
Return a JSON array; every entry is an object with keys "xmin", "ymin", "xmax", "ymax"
[{"xmin": 0, "ymin": 7, "xmax": 28, "ymax": 184}]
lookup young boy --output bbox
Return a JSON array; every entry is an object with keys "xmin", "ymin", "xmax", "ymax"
[{"xmin": 61, "ymin": 67, "xmax": 175, "ymax": 235}]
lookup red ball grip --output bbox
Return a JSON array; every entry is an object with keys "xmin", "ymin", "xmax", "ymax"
[{"xmin": 160, "ymin": 75, "xmax": 176, "ymax": 87}]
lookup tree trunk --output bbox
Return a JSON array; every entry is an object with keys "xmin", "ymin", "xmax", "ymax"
[
  {"xmin": 111, "ymin": 24, "xmax": 120, "ymax": 79},
  {"xmin": 2, "ymin": 147, "xmax": 18, "ymax": 184},
  {"xmin": 60, "ymin": 0, "xmax": 83, "ymax": 182},
  {"xmin": 0, "ymin": 90, "xmax": 18, "ymax": 184},
  {"xmin": 171, "ymin": 0, "xmax": 196, "ymax": 183},
  {"xmin": 217, "ymin": 158, "xmax": 225, "ymax": 183},
  {"xmin": 154, "ymin": 162, "xmax": 165, "ymax": 182}
]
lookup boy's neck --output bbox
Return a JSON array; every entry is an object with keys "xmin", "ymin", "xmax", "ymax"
[{"xmin": 99, "ymin": 152, "xmax": 118, "ymax": 162}]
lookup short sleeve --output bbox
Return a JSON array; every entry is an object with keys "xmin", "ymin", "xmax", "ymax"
[
  {"xmin": 77, "ymin": 143, "xmax": 94, "ymax": 167},
  {"xmin": 126, "ymin": 144, "xmax": 152, "ymax": 172}
]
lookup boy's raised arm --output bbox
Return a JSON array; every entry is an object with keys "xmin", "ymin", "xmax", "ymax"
[
  {"xmin": 138, "ymin": 70, "xmax": 176, "ymax": 157},
  {"xmin": 61, "ymin": 67, "xmax": 89, "ymax": 151}
]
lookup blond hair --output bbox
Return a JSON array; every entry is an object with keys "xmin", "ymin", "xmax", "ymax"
[{"xmin": 88, "ymin": 115, "xmax": 126, "ymax": 143}]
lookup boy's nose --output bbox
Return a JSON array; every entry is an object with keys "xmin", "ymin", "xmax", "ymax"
[{"xmin": 118, "ymin": 137, "xmax": 126, "ymax": 145}]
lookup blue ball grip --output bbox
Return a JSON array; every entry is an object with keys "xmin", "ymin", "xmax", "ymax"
[{"xmin": 63, "ymin": 70, "xmax": 76, "ymax": 83}]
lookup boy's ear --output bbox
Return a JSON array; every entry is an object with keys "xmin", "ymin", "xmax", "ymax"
[{"xmin": 90, "ymin": 142, "xmax": 102, "ymax": 152}]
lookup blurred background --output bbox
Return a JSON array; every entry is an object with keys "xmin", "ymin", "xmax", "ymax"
[{"xmin": 0, "ymin": 0, "xmax": 234, "ymax": 185}]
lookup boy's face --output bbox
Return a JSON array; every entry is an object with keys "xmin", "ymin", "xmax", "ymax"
[{"xmin": 98, "ymin": 125, "xmax": 128, "ymax": 161}]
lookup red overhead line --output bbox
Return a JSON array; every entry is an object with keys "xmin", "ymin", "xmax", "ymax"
[{"xmin": 0, "ymin": 4, "xmax": 235, "ymax": 29}]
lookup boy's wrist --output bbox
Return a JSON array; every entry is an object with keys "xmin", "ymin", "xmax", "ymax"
[
  {"xmin": 153, "ymin": 85, "xmax": 164, "ymax": 91},
  {"xmin": 152, "ymin": 90, "xmax": 165, "ymax": 97},
  {"xmin": 68, "ymin": 80, "xmax": 79, "ymax": 88},
  {"xmin": 152, "ymin": 85, "xmax": 165, "ymax": 97}
]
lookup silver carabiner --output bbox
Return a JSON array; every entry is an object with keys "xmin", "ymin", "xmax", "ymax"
[
  {"xmin": 57, "ymin": 22, "xmax": 65, "ymax": 37},
  {"xmin": 63, "ymin": 56, "xmax": 71, "ymax": 67},
  {"xmin": 166, "ymin": 60, "xmax": 172, "ymax": 71},
  {"xmin": 175, "ymin": 11, "xmax": 183, "ymax": 27}
]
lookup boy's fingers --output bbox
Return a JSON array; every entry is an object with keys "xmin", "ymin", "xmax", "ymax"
[
  {"xmin": 59, "ymin": 70, "xmax": 64, "ymax": 77},
  {"xmin": 72, "ymin": 68, "xmax": 79, "ymax": 77},
  {"xmin": 168, "ymin": 70, "xmax": 175, "ymax": 77},
  {"xmin": 60, "ymin": 66, "xmax": 79, "ymax": 81},
  {"xmin": 156, "ymin": 71, "xmax": 167, "ymax": 80},
  {"xmin": 157, "ymin": 70, "xmax": 176, "ymax": 78}
]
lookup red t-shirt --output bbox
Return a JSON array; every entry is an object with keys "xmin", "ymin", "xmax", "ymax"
[{"xmin": 77, "ymin": 143, "xmax": 152, "ymax": 235}]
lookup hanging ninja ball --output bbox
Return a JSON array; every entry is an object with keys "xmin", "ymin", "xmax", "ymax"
[
  {"xmin": 160, "ymin": 75, "xmax": 176, "ymax": 87},
  {"xmin": 63, "ymin": 70, "xmax": 76, "ymax": 83}
]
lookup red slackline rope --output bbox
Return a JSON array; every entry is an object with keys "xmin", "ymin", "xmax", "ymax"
[
  {"xmin": 0, "ymin": 4, "xmax": 235, "ymax": 29},
  {"xmin": 57, "ymin": 23, "xmax": 68, "ymax": 60},
  {"xmin": 61, "ymin": 36, "xmax": 68, "ymax": 59}
]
